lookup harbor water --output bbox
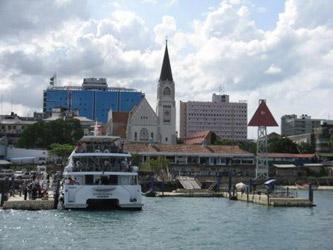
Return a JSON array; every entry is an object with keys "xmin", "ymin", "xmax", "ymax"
[{"xmin": 1, "ymin": 190, "xmax": 332, "ymax": 250}]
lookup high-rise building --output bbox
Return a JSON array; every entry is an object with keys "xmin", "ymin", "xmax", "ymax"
[
  {"xmin": 180, "ymin": 94, "xmax": 247, "ymax": 140},
  {"xmin": 43, "ymin": 78, "xmax": 143, "ymax": 123},
  {"xmin": 281, "ymin": 114, "xmax": 328, "ymax": 136}
]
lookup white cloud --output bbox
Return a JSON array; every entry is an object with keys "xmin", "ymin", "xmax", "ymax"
[
  {"xmin": 265, "ymin": 64, "xmax": 282, "ymax": 74},
  {"xmin": 154, "ymin": 16, "xmax": 177, "ymax": 45},
  {"xmin": 0, "ymin": 0, "xmax": 332, "ymax": 139}
]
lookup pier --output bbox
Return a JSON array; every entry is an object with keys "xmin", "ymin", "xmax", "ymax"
[
  {"xmin": 222, "ymin": 191, "xmax": 315, "ymax": 207},
  {"xmin": 1, "ymin": 191, "xmax": 55, "ymax": 210}
]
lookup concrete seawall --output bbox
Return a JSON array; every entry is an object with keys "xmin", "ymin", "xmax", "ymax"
[{"xmin": 3, "ymin": 200, "xmax": 54, "ymax": 210}]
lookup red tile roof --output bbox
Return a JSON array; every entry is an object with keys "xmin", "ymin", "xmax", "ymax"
[
  {"xmin": 184, "ymin": 130, "xmax": 212, "ymax": 145},
  {"xmin": 124, "ymin": 143, "xmax": 252, "ymax": 155},
  {"xmin": 248, "ymin": 100, "xmax": 278, "ymax": 127}
]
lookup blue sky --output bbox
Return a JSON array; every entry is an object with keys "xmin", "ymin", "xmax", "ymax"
[{"xmin": 0, "ymin": 0, "xmax": 332, "ymax": 138}]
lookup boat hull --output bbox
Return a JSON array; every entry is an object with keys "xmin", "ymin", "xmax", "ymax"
[{"xmin": 61, "ymin": 184, "xmax": 143, "ymax": 210}]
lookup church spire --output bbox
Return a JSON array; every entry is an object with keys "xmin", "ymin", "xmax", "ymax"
[{"xmin": 159, "ymin": 39, "xmax": 173, "ymax": 82}]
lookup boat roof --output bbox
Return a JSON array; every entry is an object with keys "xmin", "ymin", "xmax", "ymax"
[{"xmin": 80, "ymin": 136, "xmax": 120, "ymax": 143}]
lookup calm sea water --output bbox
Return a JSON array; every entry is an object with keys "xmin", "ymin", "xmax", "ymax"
[{"xmin": 1, "ymin": 190, "xmax": 333, "ymax": 250}]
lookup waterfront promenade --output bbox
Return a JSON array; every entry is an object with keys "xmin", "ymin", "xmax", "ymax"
[{"xmin": 2, "ymin": 190, "xmax": 54, "ymax": 210}]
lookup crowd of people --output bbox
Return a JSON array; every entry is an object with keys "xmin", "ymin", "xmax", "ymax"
[
  {"xmin": 75, "ymin": 141, "xmax": 123, "ymax": 154},
  {"xmin": 2, "ymin": 172, "xmax": 51, "ymax": 201}
]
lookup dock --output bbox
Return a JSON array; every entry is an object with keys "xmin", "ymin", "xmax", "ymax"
[
  {"xmin": 156, "ymin": 189, "xmax": 224, "ymax": 197},
  {"xmin": 150, "ymin": 189, "xmax": 314, "ymax": 207},
  {"xmin": 2, "ymin": 191, "xmax": 55, "ymax": 210},
  {"xmin": 222, "ymin": 191, "xmax": 315, "ymax": 207}
]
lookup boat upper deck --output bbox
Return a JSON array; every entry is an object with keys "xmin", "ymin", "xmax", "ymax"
[{"xmin": 76, "ymin": 136, "xmax": 125, "ymax": 154}]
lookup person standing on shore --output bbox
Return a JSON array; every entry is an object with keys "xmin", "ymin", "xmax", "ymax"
[{"xmin": 23, "ymin": 182, "xmax": 28, "ymax": 200}]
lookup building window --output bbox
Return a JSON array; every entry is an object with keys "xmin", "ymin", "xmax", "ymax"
[
  {"xmin": 163, "ymin": 87, "xmax": 171, "ymax": 97},
  {"xmin": 140, "ymin": 128, "xmax": 149, "ymax": 141},
  {"xmin": 151, "ymin": 132, "xmax": 154, "ymax": 138},
  {"xmin": 134, "ymin": 132, "xmax": 137, "ymax": 141},
  {"xmin": 165, "ymin": 137, "xmax": 168, "ymax": 142}
]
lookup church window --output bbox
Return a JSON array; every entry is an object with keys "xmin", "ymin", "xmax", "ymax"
[
  {"xmin": 134, "ymin": 132, "xmax": 137, "ymax": 141},
  {"xmin": 163, "ymin": 87, "xmax": 171, "ymax": 97},
  {"xmin": 151, "ymin": 132, "xmax": 154, "ymax": 138},
  {"xmin": 165, "ymin": 137, "xmax": 168, "ymax": 142},
  {"xmin": 140, "ymin": 128, "xmax": 149, "ymax": 141}
]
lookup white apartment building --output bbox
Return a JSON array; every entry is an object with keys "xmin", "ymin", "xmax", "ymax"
[{"xmin": 180, "ymin": 94, "xmax": 247, "ymax": 141}]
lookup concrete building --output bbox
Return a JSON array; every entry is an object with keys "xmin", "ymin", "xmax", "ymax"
[
  {"xmin": 6, "ymin": 146, "xmax": 48, "ymax": 165},
  {"xmin": 43, "ymin": 77, "xmax": 143, "ymax": 123},
  {"xmin": 0, "ymin": 113, "xmax": 37, "ymax": 145},
  {"xmin": 287, "ymin": 133, "xmax": 314, "ymax": 145},
  {"xmin": 124, "ymin": 143, "xmax": 255, "ymax": 177},
  {"xmin": 44, "ymin": 107, "xmax": 95, "ymax": 135},
  {"xmin": 314, "ymin": 122, "xmax": 333, "ymax": 153},
  {"xmin": 179, "ymin": 94, "xmax": 247, "ymax": 140},
  {"xmin": 281, "ymin": 114, "xmax": 331, "ymax": 136}
]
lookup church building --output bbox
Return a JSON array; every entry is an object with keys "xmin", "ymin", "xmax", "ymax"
[{"xmin": 126, "ymin": 42, "xmax": 177, "ymax": 144}]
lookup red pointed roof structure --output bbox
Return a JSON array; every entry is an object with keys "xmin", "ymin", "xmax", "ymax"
[{"xmin": 248, "ymin": 100, "xmax": 278, "ymax": 127}]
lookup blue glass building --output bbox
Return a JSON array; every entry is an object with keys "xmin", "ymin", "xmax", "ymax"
[{"xmin": 43, "ymin": 78, "xmax": 143, "ymax": 123}]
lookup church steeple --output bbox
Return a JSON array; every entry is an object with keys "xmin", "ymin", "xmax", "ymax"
[{"xmin": 159, "ymin": 40, "xmax": 173, "ymax": 82}]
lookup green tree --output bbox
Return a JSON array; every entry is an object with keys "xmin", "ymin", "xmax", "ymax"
[
  {"xmin": 48, "ymin": 143, "xmax": 75, "ymax": 165},
  {"xmin": 238, "ymin": 141, "xmax": 257, "ymax": 155},
  {"xmin": 17, "ymin": 119, "xmax": 83, "ymax": 149},
  {"xmin": 140, "ymin": 157, "xmax": 170, "ymax": 180},
  {"xmin": 268, "ymin": 137, "xmax": 298, "ymax": 153},
  {"xmin": 297, "ymin": 142, "xmax": 315, "ymax": 154},
  {"xmin": 130, "ymin": 153, "xmax": 142, "ymax": 167},
  {"xmin": 177, "ymin": 137, "xmax": 184, "ymax": 144},
  {"xmin": 329, "ymin": 136, "xmax": 333, "ymax": 147}
]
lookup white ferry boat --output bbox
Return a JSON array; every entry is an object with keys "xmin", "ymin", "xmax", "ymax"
[{"xmin": 60, "ymin": 136, "xmax": 143, "ymax": 210}]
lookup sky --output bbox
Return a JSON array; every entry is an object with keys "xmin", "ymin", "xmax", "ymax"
[{"xmin": 0, "ymin": 0, "xmax": 332, "ymax": 138}]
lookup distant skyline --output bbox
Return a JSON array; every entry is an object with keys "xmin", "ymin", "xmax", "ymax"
[{"xmin": 0, "ymin": 0, "xmax": 332, "ymax": 138}]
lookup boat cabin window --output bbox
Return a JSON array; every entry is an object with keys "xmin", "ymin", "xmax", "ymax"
[
  {"xmin": 118, "ymin": 176, "xmax": 130, "ymax": 185},
  {"xmin": 85, "ymin": 175, "xmax": 94, "ymax": 184},
  {"xmin": 109, "ymin": 175, "xmax": 118, "ymax": 185}
]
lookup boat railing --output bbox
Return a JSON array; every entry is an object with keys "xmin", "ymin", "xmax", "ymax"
[
  {"xmin": 75, "ymin": 142, "xmax": 123, "ymax": 154},
  {"xmin": 71, "ymin": 165, "xmax": 133, "ymax": 173}
]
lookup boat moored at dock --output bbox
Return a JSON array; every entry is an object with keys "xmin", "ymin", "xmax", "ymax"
[{"xmin": 60, "ymin": 135, "xmax": 143, "ymax": 210}]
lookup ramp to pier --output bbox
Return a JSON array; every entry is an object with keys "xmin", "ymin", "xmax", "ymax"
[{"xmin": 178, "ymin": 177, "xmax": 201, "ymax": 190}]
